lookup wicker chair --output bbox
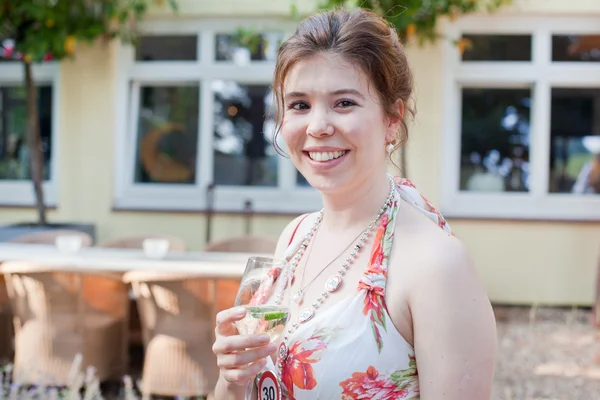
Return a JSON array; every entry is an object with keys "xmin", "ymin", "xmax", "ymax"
[
  {"xmin": 0, "ymin": 275, "xmax": 11, "ymax": 364},
  {"xmin": 1, "ymin": 262, "xmax": 129, "ymax": 386},
  {"xmin": 123, "ymin": 271, "xmax": 217, "ymax": 397},
  {"xmin": 95, "ymin": 234, "xmax": 188, "ymax": 363},
  {"xmin": 124, "ymin": 235, "xmax": 276, "ymax": 398},
  {"xmin": 0, "ymin": 230, "xmax": 94, "ymax": 370}
]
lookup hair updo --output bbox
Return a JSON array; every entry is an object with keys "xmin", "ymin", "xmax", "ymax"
[{"xmin": 272, "ymin": 7, "xmax": 415, "ymax": 153}]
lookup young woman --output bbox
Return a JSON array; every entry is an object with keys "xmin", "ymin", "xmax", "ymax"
[{"xmin": 212, "ymin": 7, "xmax": 497, "ymax": 399}]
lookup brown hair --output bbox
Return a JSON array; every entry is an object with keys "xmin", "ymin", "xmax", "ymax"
[{"xmin": 272, "ymin": 7, "xmax": 415, "ymax": 157}]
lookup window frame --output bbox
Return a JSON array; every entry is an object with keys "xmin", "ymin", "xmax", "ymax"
[
  {"xmin": 0, "ymin": 62, "xmax": 60, "ymax": 207},
  {"xmin": 113, "ymin": 18, "xmax": 323, "ymax": 213},
  {"xmin": 441, "ymin": 15, "xmax": 600, "ymax": 220}
]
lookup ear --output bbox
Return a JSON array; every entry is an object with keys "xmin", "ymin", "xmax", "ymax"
[{"xmin": 385, "ymin": 99, "xmax": 404, "ymax": 143}]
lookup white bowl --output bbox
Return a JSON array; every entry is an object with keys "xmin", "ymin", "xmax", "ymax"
[
  {"xmin": 143, "ymin": 238, "xmax": 170, "ymax": 259},
  {"xmin": 55, "ymin": 235, "xmax": 83, "ymax": 254}
]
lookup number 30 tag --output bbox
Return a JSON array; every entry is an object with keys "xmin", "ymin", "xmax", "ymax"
[{"xmin": 257, "ymin": 369, "xmax": 281, "ymax": 400}]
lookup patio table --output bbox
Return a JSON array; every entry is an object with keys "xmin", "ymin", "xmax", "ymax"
[{"xmin": 0, "ymin": 243, "xmax": 260, "ymax": 277}]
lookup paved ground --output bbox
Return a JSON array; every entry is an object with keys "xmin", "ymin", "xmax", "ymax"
[
  {"xmin": 2, "ymin": 305, "xmax": 599, "ymax": 399},
  {"xmin": 492, "ymin": 306, "xmax": 600, "ymax": 400}
]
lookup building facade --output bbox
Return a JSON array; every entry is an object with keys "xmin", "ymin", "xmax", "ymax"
[{"xmin": 1, "ymin": 0, "xmax": 599, "ymax": 305}]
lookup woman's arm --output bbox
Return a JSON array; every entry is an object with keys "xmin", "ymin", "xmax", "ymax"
[{"xmin": 410, "ymin": 235, "xmax": 497, "ymax": 399}]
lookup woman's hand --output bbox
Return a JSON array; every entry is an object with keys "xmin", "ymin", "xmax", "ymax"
[{"xmin": 212, "ymin": 306, "xmax": 277, "ymax": 387}]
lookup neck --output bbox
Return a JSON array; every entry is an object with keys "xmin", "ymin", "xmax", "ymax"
[{"xmin": 319, "ymin": 172, "xmax": 392, "ymax": 233}]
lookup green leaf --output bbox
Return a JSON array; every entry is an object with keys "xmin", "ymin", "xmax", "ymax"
[
  {"xmin": 316, "ymin": 0, "xmax": 512, "ymax": 47},
  {"xmin": 0, "ymin": 0, "xmax": 178, "ymax": 63}
]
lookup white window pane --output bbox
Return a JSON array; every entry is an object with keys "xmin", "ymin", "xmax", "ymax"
[
  {"xmin": 460, "ymin": 88, "xmax": 531, "ymax": 192},
  {"xmin": 134, "ymin": 85, "xmax": 200, "ymax": 184},
  {"xmin": 550, "ymin": 88, "xmax": 600, "ymax": 194}
]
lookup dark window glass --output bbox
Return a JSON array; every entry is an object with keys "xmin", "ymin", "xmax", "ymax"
[
  {"xmin": 135, "ymin": 35, "xmax": 197, "ymax": 61},
  {"xmin": 213, "ymin": 81, "xmax": 278, "ymax": 186},
  {"xmin": 215, "ymin": 33, "xmax": 283, "ymax": 62},
  {"xmin": 549, "ymin": 88, "xmax": 600, "ymax": 194},
  {"xmin": 460, "ymin": 88, "xmax": 531, "ymax": 192},
  {"xmin": 297, "ymin": 170, "xmax": 310, "ymax": 186},
  {"xmin": 0, "ymin": 86, "xmax": 53, "ymax": 180},
  {"xmin": 461, "ymin": 35, "xmax": 532, "ymax": 61},
  {"xmin": 552, "ymin": 35, "xmax": 600, "ymax": 62},
  {"xmin": 134, "ymin": 85, "xmax": 200, "ymax": 184}
]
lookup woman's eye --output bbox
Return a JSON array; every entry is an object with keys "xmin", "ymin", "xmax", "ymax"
[
  {"xmin": 337, "ymin": 100, "xmax": 356, "ymax": 108},
  {"xmin": 287, "ymin": 101, "xmax": 309, "ymax": 110}
]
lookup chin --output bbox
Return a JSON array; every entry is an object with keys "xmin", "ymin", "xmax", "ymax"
[{"xmin": 300, "ymin": 172, "xmax": 353, "ymax": 193}]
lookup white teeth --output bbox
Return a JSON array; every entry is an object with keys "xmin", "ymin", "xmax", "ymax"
[{"xmin": 308, "ymin": 151, "xmax": 346, "ymax": 162}]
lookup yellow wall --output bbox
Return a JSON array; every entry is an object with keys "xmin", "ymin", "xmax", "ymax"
[
  {"xmin": 1, "ymin": 0, "xmax": 599, "ymax": 306},
  {"xmin": 404, "ymin": 0, "xmax": 600, "ymax": 305}
]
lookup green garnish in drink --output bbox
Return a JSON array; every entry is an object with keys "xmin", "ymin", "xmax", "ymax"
[
  {"xmin": 247, "ymin": 307, "xmax": 286, "ymax": 321},
  {"xmin": 264, "ymin": 311, "xmax": 286, "ymax": 321}
]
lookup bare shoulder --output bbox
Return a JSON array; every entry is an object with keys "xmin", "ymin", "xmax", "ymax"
[
  {"xmin": 391, "ymin": 199, "xmax": 477, "ymax": 287},
  {"xmin": 392, "ymin": 200, "xmax": 497, "ymax": 399},
  {"xmin": 392, "ymin": 198, "xmax": 492, "ymax": 319},
  {"xmin": 273, "ymin": 212, "xmax": 316, "ymax": 259}
]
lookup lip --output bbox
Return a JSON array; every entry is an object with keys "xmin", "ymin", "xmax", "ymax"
[
  {"xmin": 303, "ymin": 149, "xmax": 350, "ymax": 170},
  {"xmin": 302, "ymin": 146, "xmax": 349, "ymax": 152}
]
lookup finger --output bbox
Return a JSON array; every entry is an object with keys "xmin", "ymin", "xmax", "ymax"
[
  {"xmin": 213, "ymin": 333, "xmax": 271, "ymax": 355},
  {"xmin": 217, "ymin": 342, "xmax": 277, "ymax": 369},
  {"xmin": 222, "ymin": 358, "xmax": 268, "ymax": 385},
  {"xmin": 215, "ymin": 306, "xmax": 246, "ymax": 336}
]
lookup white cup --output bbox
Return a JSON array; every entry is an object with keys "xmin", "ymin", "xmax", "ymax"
[
  {"xmin": 143, "ymin": 238, "xmax": 170, "ymax": 259},
  {"xmin": 55, "ymin": 235, "xmax": 83, "ymax": 254}
]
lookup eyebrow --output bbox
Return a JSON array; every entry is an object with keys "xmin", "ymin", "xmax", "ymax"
[{"xmin": 285, "ymin": 88, "xmax": 366, "ymax": 100}]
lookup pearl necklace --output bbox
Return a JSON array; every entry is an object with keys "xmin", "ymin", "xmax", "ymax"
[{"xmin": 275, "ymin": 176, "xmax": 396, "ymax": 376}]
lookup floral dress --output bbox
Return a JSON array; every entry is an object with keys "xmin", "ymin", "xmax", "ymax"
[{"xmin": 276, "ymin": 177, "xmax": 453, "ymax": 400}]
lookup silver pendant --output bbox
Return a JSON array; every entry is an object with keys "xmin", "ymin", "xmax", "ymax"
[
  {"xmin": 325, "ymin": 275, "xmax": 342, "ymax": 292},
  {"xmin": 298, "ymin": 308, "xmax": 315, "ymax": 323},
  {"xmin": 293, "ymin": 290, "xmax": 303, "ymax": 305}
]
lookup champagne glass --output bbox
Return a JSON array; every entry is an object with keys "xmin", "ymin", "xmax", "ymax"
[{"xmin": 234, "ymin": 256, "xmax": 291, "ymax": 399}]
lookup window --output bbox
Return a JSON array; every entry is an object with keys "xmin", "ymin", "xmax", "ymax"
[
  {"xmin": 443, "ymin": 16, "xmax": 600, "ymax": 220},
  {"xmin": 114, "ymin": 20, "xmax": 317, "ymax": 213},
  {"xmin": 0, "ymin": 42, "xmax": 58, "ymax": 206},
  {"xmin": 134, "ymin": 84, "xmax": 200, "ymax": 185}
]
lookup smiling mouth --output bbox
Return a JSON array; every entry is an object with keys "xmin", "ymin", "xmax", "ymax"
[{"xmin": 306, "ymin": 150, "xmax": 349, "ymax": 162}]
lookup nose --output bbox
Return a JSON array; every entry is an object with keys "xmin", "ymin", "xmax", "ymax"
[{"xmin": 306, "ymin": 109, "xmax": 334, "ymax": 137}]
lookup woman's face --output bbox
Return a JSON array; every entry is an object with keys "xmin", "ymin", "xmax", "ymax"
[{"xmin": 280, "ymin": 53, "xmax": 400, "ymax": 194}]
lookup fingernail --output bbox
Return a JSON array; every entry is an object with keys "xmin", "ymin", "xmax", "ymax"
[
  {"xmin": 233, "ymin": 306, "xmax": 246, "ymax": 314},
  {"xmin": 267, "ymin": 343, "xmax": 277, "ymax": 352}
]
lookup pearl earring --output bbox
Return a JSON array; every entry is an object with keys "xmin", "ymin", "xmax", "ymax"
[{"xmin": 386, "ymin": 143, "xmax": 395, "ymax": 154}]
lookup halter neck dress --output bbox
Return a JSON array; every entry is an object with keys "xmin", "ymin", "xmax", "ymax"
[{"xmin": 273, "ymin": 177, "xmax": 453, "ymax": 400}]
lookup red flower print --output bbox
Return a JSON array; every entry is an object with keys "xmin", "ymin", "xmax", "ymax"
[
  {"xmin": 280, "ymin": 331, "xmax": 330, "ymax": 399},
  {"xmin": 355, "ymin": 286, "xmax": 386, "ymax": 352},
  {"xmin": 396, "ymin": 177, "xmax": 416, "ymax": 189},
  {"xmin": 340, "ymin": 366, "xmax": 409, "ymax": 399},
  {"xmin": 357, "ymin": 213, "xmax": 391, "ymax": 352},
  {"xmin": 364, "ymin": 213, "xmax": 389, "ymax": 277}
]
